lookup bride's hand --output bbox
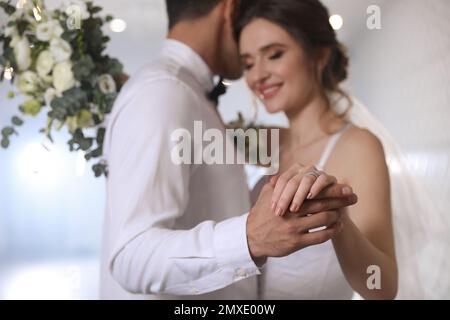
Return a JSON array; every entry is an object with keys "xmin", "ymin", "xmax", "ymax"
[{"xmin": 270, "ymin": 164, "xmax": 352, "ymax": 216}]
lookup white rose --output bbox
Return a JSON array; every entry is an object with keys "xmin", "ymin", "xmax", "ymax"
[
  {"xmin": 44, "ymin": 87, "xmax": 60, "ymax": 106},
  {"xmin": 36, "ymin": 20, "xmax": 64, "ymax": 41},
  {"xmin": 98, "ymin": 74, "xmax": 117, "ymax": 94},
  {"xmin": 16, "ymin": 71, "xmax": 40, "ymax": 94},
  {"xmin": 42, "ymin": 75, "xmax": 53, "ymax": 84},
  {"xmin": 66, "ymin": 0, "xmax": 90, "ymax": 20},
  {"xmin": 36, "ymin": 50, "xmax": 54, "ymax": 78},
  {"xmin": 53, "ymin": 60, "xmax": 75, "ymax": 94},
  {"xmin": 13, "ymin": 37, "xmax": 32, "ymax": 70},
  {"xmin": 50, "ymin": 38, "xmax": 72, "ymax": 62},
  {"xmin": 4, "ymin": 25, "xmax": 17, "ymax": 38},
  {"xmin": 10, "ymin": 35, "xmax": 20, "ymax": 48},
  {"xmin": 50, "ymin": 20, "xmax": 64, "ymax": 39},
  {"xmin": 36, "ymin": 21, "xmax": 53, "ymax": 41}
]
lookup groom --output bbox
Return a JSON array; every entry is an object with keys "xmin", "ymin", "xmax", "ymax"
[{"xmin": 100, "ymin": 0, "xmax": 357, "ymax": 299}]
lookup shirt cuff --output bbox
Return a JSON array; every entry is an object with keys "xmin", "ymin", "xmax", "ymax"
[{"xmin": 213, "ymin": 213, "xmax": 261, "ymax": 277}]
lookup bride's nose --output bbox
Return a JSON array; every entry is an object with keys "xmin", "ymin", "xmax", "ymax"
[{"xmin": 249, "ymin": 61, "xmax": 270, "ymax": 86}]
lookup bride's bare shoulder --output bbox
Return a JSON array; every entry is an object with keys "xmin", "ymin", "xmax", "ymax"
[
  {"xmin": 328, "ymin": 124, "xmax": 389, "ymax": 186},
  {"xmin": 343, "ymin": 125, "xmax": 383, "ymax": 149},
  {"xmin": 339, "ymin": 125, "xmax": 387, "ymax": 167}
]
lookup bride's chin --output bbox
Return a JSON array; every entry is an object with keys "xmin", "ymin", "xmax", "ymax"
[{"xmin": 264, "ymin": 103, "xmax": 285, "ymax": 114}]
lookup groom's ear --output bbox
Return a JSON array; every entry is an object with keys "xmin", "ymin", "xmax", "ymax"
[{"xmin": 223, "ymin": 0, "xmax": 239, "ymax": 26}]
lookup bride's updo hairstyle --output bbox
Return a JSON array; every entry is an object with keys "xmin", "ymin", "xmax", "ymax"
[{"xmin": 234, "ymin": 0, "xmax": 349, "ymax": 103}]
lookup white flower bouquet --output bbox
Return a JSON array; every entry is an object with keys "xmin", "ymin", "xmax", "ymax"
[{"xmin": 0, "ymin": 0, "xmax": 126, "ymax": 177}]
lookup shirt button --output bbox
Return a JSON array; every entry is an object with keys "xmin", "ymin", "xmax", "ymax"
[
  {"xmin": 234, "ymin": 268, "xmax": 248, "ymax": 278},
  {"xmin": 190, "ymin": 287, "xmax": 200, "ymax": 294}
]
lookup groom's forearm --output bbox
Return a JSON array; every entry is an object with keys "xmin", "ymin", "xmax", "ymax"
[{"xmin": 109, "ymin": 214, "xmax": 261, "ymax": 296}]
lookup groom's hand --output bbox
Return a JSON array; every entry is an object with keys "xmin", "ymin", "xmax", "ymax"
[{"xmin": 247, "ymin": 182, "xmax": 357, "ymax": 265}]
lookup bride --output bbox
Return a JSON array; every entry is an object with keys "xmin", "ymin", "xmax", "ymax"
[
  {"xmin": 236, "ymin": 0, "xmax": 450, "ymax": 300},
  {"xmin": 235, "ymin": 0, "xmax": 400, "ymax": 299}
]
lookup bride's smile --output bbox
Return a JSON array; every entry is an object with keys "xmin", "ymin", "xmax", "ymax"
[{"xmin": 258, "ymin": 82, "xmax": 283, "ymax": 101}]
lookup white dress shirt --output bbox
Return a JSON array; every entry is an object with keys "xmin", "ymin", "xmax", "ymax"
[{"xmin": 100, "ymin": 39, "xmax": 260, "ymax": 299}]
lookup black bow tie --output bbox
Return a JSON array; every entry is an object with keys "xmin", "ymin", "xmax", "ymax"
[{"xmin": 206, "ymin": 77, "xmax": 227, "ymax": 106}]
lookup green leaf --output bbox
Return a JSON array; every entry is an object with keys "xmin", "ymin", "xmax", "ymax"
[
  {"xmin": 71, "ymin": 129, "xmax": 92, "ymax": 151},
  {"xmin": 0, "ymin": 2, "xmax": 16, "ymax": 15},
  {"xmin": 21, "ymin": 99, "xmax": 42, "ymax": 117},
  {"xmin": 62, "ymin": 29, "xmax": 79, "ymax": 42},
  {"xmin": 1, "ymin": 127, "xmax": 14, "ymax": 137},
  {"xmin": 92, "ymin": 162, "xmax": 107, "ymax": 177},
  {"xmin": 50, "ymin": 88, "xmax": 88, "ymax": 119},
  {"xmin": 90, "ymin": 6, "xmax": 102, "ymax": 14},
  {"xmin": 85, "ymin": 147, "xmax": 102, "ymax": 160},
  {"xmin": 73, "ymin": 128, "xmax": 85, "ymax": 141},
  {"xmin": 1, "ymin": 138, "xmax": 9, "ymax": 148},
  {"xmin": 79, "ymin": 138, "xmax": 93, "ymax": 151},
  {"xmin": 16, "ymin": 20, "xmax": 28, "ymax": 36},
  {"xmin": 94, "ymin": 92, "xmax": 117, "ymax": 114},
  {"xmin": 68, "ymin": 138, "xmax": 75, "ymax": 152},
  {"xmin": 105, "ymin": 58, "xmax": 123, "ymax": 77},
  {"xmin": 12, "ymin": 116, "xmax": 24, "ymax": 126},
  {"xmin": 102, "ymin": 36, "xmax": 110, "ymax": 44},
  {"xmin": 46, "ymin": 132, "xmax": 54, "ymax": 143},
  {"xmin": 96, "ymin": 127, "xmax": 106, "ymax": 145},
  {"xmin": 73, "ymin": 55, "xmax": 95, "ymax": 81},
  {"xmin": 83, "ymin": 19, "xmax": 105, "ymax": 56}
]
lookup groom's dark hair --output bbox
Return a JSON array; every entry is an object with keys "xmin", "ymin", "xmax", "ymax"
[{"xmin": 166, "ymin": 0, "xmax": 223, "ymax": 29}]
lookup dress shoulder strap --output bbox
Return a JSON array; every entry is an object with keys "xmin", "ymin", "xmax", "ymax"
[{"xmin": 316, "ymin": 123, "xmax": 351, "ymax": 170}]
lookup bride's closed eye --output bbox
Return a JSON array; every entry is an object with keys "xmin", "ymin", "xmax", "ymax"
[
  {"xmin": 241, "ymin": 48, "xmax": 284, "ymax": 71},
  {"xmin": 243, "ymin": 63, "xmax": 254, "ymax": 71},
  {"xmin": 269, "ymin": 51, "xmax": 284, "ymax": 60}
]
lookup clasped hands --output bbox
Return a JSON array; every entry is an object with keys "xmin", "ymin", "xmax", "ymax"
[{"xmin": 247, "ymin": 163, "xmax": 358, "ymax": 265}]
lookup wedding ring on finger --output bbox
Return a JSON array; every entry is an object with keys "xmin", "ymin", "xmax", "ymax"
[{"xmin": 304, "ymin": 170, "xmax": 321, "ymax": 179}]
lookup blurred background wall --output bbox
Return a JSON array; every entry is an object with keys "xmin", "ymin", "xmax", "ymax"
[{"xmin": 0, "ymin": 0, "xmax": 448, "ymax": 299}]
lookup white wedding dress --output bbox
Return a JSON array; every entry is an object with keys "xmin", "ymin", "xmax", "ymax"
[{"xmin": 257, "ymin": 124, "xmax": 354, "ymax": 300}]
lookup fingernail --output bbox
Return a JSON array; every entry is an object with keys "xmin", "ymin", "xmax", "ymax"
[
  {"xmin": 271, "ymin": 202, "xmax": 276, "ymax": 211},
  {"xmin": 342, "ymin": 187, "xmax": 353, "ymax": 195},
  {"xmin": 290, "ymin": 204, "xmax": 298, "ymax": 212},
  {"xmin": 307, "ymin": 192, "xmax": 313, "ymax": 200},
  {"xmin": 276, "ymin": 207, "xmax": 283, "ymax": 216}
]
